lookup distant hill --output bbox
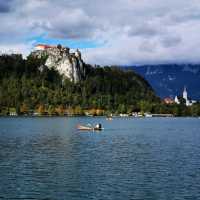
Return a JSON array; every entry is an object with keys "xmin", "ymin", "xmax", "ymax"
[
  {"xmin": 125, "ymin": 64, "xmax": 200, "ymax": 100},
  {"xmin": 0, "ymin": 53, "xmax": 158, "ymax": 115}
]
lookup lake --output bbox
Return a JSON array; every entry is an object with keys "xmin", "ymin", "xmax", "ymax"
[{"xmin": 0, "ymin": 117, "xmax": 200, "ymax": 200}]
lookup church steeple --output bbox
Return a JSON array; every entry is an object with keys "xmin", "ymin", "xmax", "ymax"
[{"xmin": 183, "ymin": 86, "xmax": 188, "ymax": 100}]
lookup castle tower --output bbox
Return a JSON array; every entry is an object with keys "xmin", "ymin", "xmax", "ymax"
[
  {"xmin": 183, "ymin": 86, "xmax": 188, "ymax": 100},
  {"xmin": 75, "ymin": 49, "xmax": 81, "ymax": 59}
]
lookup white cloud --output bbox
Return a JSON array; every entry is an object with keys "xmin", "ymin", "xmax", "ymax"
[
  {"xmin": 1, "ymin": 0, "xmax": 200, "ymax": 65},
  {"xmin": 0, "ymin": 41, "xmax": 34, "ymax": 57}
]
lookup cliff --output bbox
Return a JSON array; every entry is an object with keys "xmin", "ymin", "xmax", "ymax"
[{"xmin": 31, "ymin": 44, "xmax": 86, "ymax": 82}]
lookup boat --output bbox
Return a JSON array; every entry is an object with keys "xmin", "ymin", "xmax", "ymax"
[
  {"xmin": 77, "ymin": 125, "xmax": 93, "ymax": 130},
  {"xmin": 106, "ymin": 117, "xmax": 113, "ymax": 121},
  {"xmin": 144, "ymin": 113, "xmax": 153, "ymax": 117},
  {"xmin": 77, "ymin": 123, "xmax": 103, "ymax": 131}
]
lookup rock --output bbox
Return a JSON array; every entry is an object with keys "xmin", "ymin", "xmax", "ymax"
[{"xmin": 31, "ymin": 44, "xmax": 86, "ymax": 82}]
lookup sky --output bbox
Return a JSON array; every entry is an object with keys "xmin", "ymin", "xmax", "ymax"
[{"xmin": 1, "ymin": 0, "xmax": 200, "ymax": 65}]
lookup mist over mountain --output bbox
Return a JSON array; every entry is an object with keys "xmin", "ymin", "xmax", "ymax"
[{"xmin": 125, "ymin": 64, "xmax": 200, "ymax": 100}]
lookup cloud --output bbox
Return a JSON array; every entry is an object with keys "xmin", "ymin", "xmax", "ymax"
[
  {"xmin": 0, "ymin": 0, "xmax": 14, "ymax": 13},
  {"xmin": 0, "ymin": 41, "xmax": 34, "ymax": 56},
  {"xmin": 45, "ymin": 9, "xmax": 98, "ymax": 39},
  {"xmin": 1, "ymin": 0, "xmax": 200, "ymax": 65},
  {"xmin": 160, "ymin": 35, "xmax": 182, "ymax": 48}
]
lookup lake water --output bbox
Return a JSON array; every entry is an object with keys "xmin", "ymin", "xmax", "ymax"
[{"xmin": 0, "ymin": 117, "xmax": 200, "ymax": 200}]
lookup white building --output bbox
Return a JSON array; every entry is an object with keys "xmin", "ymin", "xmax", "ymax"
[
  {"xmin": 174, "ymin": 95, "xmax": 180, "ymax": 104},
  {"xmin": 183, "ymin": 87, "xmax": 190, "ymax": 106},
  {"xmin": 183, "ymin": 87, "xmax": 188, "ymax": 100},
  {"xmin": 174, "ymin": 87, "xmax": 196, "ymax": 106}
]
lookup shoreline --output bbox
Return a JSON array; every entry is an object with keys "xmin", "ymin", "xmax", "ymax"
[{"xmin": 0, "ymin": 115, "xmax": 199, "ymax": 118}]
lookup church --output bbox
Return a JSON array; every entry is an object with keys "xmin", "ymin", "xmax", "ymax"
[{"xmin": 174, "ymin": 87, "xmax": 196, "ymax": 106}]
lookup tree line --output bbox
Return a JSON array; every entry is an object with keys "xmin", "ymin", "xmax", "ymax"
[{"xmin": 0, "ymin": 53, "xmax": 200, "ymax": 116}]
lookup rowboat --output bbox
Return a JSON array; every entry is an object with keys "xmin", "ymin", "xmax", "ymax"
[{"xmin": 77, "ymin": 124, "xmax": 102, "ymax": 131}]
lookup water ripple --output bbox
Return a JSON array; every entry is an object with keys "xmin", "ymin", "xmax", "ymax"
[{"xmin": 0, "ymin": 117, "xmax": 200, "ymax": 199}]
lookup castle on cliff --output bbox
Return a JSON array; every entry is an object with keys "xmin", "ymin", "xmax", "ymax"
[{"xmin": 32, "ymin": 44, "xmax": 85, "ymax": 83}]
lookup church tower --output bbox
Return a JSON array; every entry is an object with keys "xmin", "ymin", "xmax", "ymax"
[{"xmin": 183, "ymin": 86, "xmax": 188, "ymax": 100}]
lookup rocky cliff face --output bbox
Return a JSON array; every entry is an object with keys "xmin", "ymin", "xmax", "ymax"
[{"xmin": 31, "ymin": 45, "xmax": 86, "ymax": 82}]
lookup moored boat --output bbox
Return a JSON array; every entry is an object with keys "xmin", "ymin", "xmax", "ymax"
[{"xmin": 106, "ymin": 117, "xmax": 113, "ymax": 121}]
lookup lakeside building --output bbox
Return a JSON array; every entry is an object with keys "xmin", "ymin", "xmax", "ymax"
[
  {"xmin": 174, "ymin": 87, "xmax": 196, "ymax": 106},
  {"xmin": 163, "ymin": 97, "xmax": 174, "ymax": 104}
]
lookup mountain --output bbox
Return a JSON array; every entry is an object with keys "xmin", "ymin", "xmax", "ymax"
[{"xmin": 125, "ymin": 64, "xmax": 200, "ymax": 100}]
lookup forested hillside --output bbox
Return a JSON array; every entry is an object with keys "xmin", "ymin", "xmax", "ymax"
[{"xmin": 0, "ymin": 54, "xmax": 159, "ymax": 115}]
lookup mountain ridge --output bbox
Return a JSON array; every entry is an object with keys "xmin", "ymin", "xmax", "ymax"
[{"xmin": 124, "ymin": 64, "xmax": 200, "ymax": 100}]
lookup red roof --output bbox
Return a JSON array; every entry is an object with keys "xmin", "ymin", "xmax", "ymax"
[
  {"xmin": 163, "ymin": 97, "xmax": 174, "ymax": 104},
  {"xmin": 35, "ymin": 44, "xmax": 55, "ymax": 49}
]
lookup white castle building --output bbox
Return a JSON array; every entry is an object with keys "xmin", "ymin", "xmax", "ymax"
[{"xmin": 174, "ymin": 87, "xmax": 196, "ymax": 106}]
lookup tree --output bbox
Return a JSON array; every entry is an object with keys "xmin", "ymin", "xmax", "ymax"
[
  {"xmin": 47, "ymin": 105, "xmax": 56, "ymax": 116},
  {"xmin": 74, "ymin": 106, "xmax": 84, "ymax": 115},
  {"xmin": 56, "ymin": 105, "xmax": 65, "ymax": 115},
  {"xmin": 118, "ymin": 104, "xmax": 126, "ymax": 114},
  {"xmin": 20, "ymin": 103, "xmax": 29, "ymax": 114},
  {"xmin": 37, "ymin": 104, "xmax": 45, "ymax": 115},
  {"xmin": 139, "ymin": 100, "xmax": 152, "ymax": 112}
]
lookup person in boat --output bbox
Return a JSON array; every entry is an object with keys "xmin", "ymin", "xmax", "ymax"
[{"xmin": 94, "ymin": 123, "xmax": 102, "ymax": 130}]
